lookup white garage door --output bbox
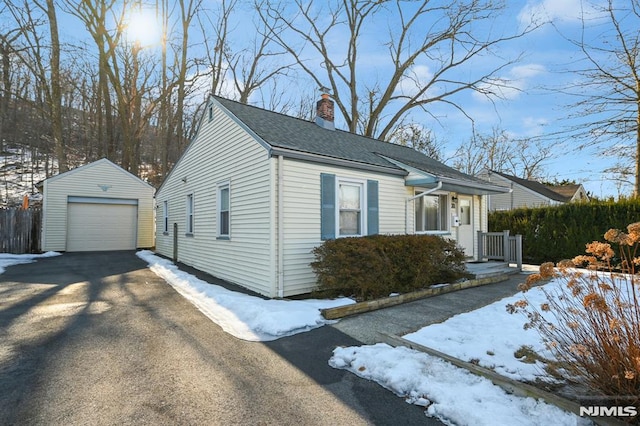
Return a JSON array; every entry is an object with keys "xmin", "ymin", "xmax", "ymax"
[{"xmin": 67, "ymin": 197, "xmax": 138, "ymax": 252}]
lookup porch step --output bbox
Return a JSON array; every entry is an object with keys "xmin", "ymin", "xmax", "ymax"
[{"xmin": 465, "ymin": 261, "xmax": 520, "ymax": 280}]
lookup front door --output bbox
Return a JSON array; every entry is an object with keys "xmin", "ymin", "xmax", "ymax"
[{"xmin": 457, "ymin": 195, "xmax": 474, "ymax": 258}]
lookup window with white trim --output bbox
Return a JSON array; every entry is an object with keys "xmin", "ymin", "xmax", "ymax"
[
  {"xmin": 218, "ymin": 182, "xmax": 230, "ymax": 238},
  {"xmin": 186, "ymin": 193, "xmax": 194, "ymax": 234},
  {"xmin": 338, "ymin": 179, "xmax": 365, "ymax": 237},
  {"xmin": 415, "ymin": 193, "xmax": 448, "ymax": 232},
  {"xmin": 163, "ymin": 200, "xmax": 169, "ymax": 233}
]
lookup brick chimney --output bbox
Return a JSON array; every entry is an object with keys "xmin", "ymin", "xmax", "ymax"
[{"xmin": 315, "ymin": 93, "xmax": 335, "ymax": 130}]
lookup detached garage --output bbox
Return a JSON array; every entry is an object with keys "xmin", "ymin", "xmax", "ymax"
[{"xmin": 40, "ymin": 159, "xmax": 155, "ymax": 252}]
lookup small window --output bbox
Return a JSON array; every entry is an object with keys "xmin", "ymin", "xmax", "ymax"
[
  {"xmin": 218, "ymin": 183, "xmax": 230, "ymax": 237},
  {"xmin": 415, "ymin": 193, "xmax": 448, "ymax": 232},
  {"xmin": 459, "ymin": 198, "xmax": 471, "ymax": 225},
  {"xmin": 338, "ymin": 180, "xmax": 364, "ymax": 237},
  {"xmin": 186, "ymin": 193, "xmax": 194, "ymax": 234},
  {"xmin": 163, "ymin": 200, "xmax": 169, "ymax": 233},
  {"xmin": 208, "ymin": 105, "xmax": 213, "ymax": 122}
]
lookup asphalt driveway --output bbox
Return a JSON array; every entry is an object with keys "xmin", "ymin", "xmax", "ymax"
[{"xmin": 0, "ymin": 251, "xmax": 438, "ymax": 425}]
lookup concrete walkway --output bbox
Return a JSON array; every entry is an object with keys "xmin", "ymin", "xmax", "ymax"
[{"xmin": 330, "ymin": 273, "xmax": 530, "ymax": 344}]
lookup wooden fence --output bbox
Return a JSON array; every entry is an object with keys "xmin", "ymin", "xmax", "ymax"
[{"xmin": 0, "ymin": 208, "xmax": 42, "ymax": 254}]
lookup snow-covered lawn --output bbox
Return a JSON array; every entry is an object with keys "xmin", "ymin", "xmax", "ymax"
[
  {"xmin": 2, "ymin": 251, "xmax": 582, "ymax": 424},
  {"xmin": 404, "ymin": 281, "xmax": 558, "ymax": 382},
  {"xmin": 328, "ymin": 279, "xmax": 585, "ymax": 426}
]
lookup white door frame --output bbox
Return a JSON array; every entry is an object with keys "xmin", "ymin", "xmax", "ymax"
[{"xmin": 457, "ymin": 195, "xmax": 474, "ymax": 259}]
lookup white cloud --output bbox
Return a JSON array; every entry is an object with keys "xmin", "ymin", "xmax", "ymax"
[
  {"xmin": 521, "ymin": 116, "xmax": 550, "ymax": 137},
  {"xmin": 395, "ymin": 64, "xmax": 436, "ymax": 99},
  {"xmin": 472, "ymin": 63, "xmax": 547, "ymax": 102},
  {"xmin": 510, "ymin": 63, "xmax": 546, "ymax": 80},
  {"xmin": 518, "ymin": 0, "xmax": 603, "ymax": 26}
]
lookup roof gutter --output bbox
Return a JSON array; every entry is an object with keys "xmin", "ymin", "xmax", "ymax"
[
  {"xmin": 438, "ymin": 176, "xmax": 509, "ymax": 194},
  {"xmin": 270, "ymin": 147, "xmax": 408, "ymax": 177}
]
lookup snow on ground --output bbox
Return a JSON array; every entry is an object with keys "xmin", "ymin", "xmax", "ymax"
[
  {"xmin": 1, "ymin": 251, "xmax": 582, "ymax": 424},
  {"xmin": 0, "ymin": 252, "xmax": 61, "ymax": 274},
  {"xmin": 136, "ymin": 250, "xmax": 354, "ymax": 341},
  {"xmin": 134, "ymin": 251, "xmax": 580, "ymax": 425},
  {"xmin": 1, "ymin": 147, "xmax": 50, "ymax": 207},
  {"xmin": 0, "ymin": 251, "xmax": 582, "ymax": 426},
  {"xmin": 404, "ymin": 281, "xmax": 559, "ymax": 382},
  {"xmin": 329, "ymin": 344, "xmax": 578, "ymax": 426}
]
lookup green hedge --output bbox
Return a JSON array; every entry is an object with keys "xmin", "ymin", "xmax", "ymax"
[
  {"xmin": 489, "ymin": 198, "xmax": 640, "ymax": 264},
  {"xmin": 310, "ymin": 234, "xmax": 466, "ymax": 301}
]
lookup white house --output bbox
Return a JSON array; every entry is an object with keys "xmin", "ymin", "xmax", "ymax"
[
  {"xmin": 477, "ymin": 169, "xmax": 590, "ymax": 211},
  {"xmin": 40, "ymin": 158, "xmax": 155, "ymax": 252},
  {"xmin": 154, "ymin": 95, "xmax": 509, "ymax": 298}
]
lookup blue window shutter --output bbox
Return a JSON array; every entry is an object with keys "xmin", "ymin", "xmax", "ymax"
[
  {"xmin": 320, "ymin": 173, "xmax": 336, "ymax": 240},
  {"xmin": 367, "ymin": 180, "xmax": 379, "ymax": 235}
]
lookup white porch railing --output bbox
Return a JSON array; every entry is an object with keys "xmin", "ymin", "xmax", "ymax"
[{"xmin": 477, "ymin": 230, "xmax": 523, "ymax": 271}]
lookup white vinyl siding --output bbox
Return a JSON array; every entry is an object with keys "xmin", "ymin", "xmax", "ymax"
[
  {"xmin": 154, "ymin": 102, "xmax": 273, "ymax": 296},
  {"xmin": 478, "ymin": 171, "xmax": 560, "ymax": 211},
  {"xmin": 279, "ymin": 158, "xmax": 410, "ymax": 296},
  {"xmin": 41, "ymin": 159, "xmax": 155, "ymax": 251}
]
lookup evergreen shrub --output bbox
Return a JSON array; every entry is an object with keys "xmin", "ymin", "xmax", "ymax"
[
  {"xmin": 310, "ymin": 234, "xmax": 466, "ymax": 301},
  {"xmin": 489, "ymin": 198, "xmax": 640, "ymax": 264}
]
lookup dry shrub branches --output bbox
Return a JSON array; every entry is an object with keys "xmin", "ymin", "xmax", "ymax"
[{"xmin": 508, "ymin": 223, "xmax": 640, "ymax": 415}]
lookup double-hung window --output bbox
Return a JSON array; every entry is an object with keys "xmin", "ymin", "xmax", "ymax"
[
  {"xmin": 320, "ymin": 173, "xmax": 378, "ymax": 240},
  {"xmin": 218, "ymin": 182, "xmax": 230, "ymax": 238},
  {"xmin": 186, "ymin": 193, "xmax": 194, "ymax": 234},
  {"xmin": 415, "ymin": 193, "xmax": 448, "ymax": 233},
  {"xmin": 338, "ymin": 180, "xmax": 364, "ymax": 236},
  {"xmin": 163, "ymin": 200, "xmax": 169, "ymax": 234}
]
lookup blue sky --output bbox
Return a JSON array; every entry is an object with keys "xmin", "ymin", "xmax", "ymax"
[
  {"xmin": 419, "ymin": 0, "xmax": 629, "ymax": 198},
  {"xmin": 237, "ymin": 0, "xmax": 631, "ymax": 198},
  {"xmin": 50, "ymin": 0, "xmax": 632, "ymax": 198}
]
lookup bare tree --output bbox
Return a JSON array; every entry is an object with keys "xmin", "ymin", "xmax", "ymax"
[
  {"xmin": 67, "ymin": 0, "xmax": 165, "ymax": 174},
  {"xmin": 5, "ymin": 0, "xmax": 68, "ymax": 172},
  {"xmin": 452, "ymin": 127, "xmax": 552, "ymax": 179},
  {"xmin": 559, "ymin": 0, "xmax": 640, "ymax": 196},
  {"xmin": 0, "ymin": 25, "xmax": 24, "ymax": 159},
  {"xmin": 197, "ymin": 0, "xmax": 293, "ymax": 109},
  {"xmin": 229, "ymin": 0, "xmax": 293, "ymax": 105},
  {"xmin": 388, "ymin": 123, "xmax": 446, "ymax": 162},
  {"xmin": 260, "ymin": 0, "xmax": 540, "ymax": 140}
]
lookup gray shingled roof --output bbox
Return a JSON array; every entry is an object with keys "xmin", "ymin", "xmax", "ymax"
[
  {"xmin": 545, "ymin": 184, "xmax": 581, "ymax": 201},
  {"xmin": 214, "ymin": 96, "xmax": 487, "ymax": 186},
  {"xmin": 490, "ymin": 170, "xmax": 569, "ymax": 202}
]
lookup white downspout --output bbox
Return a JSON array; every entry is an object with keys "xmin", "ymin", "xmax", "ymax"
[
  {"xmin": 405, "ymin": 181, "xmax": 443, "ymax": 233},
  {"xmin": 277, "ymin": 155, "xmax": 284, "ymax": 298}
]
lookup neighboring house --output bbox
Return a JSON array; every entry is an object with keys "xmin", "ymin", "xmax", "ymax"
[
  {"xmin": 39, "ymin": 158, "xmax": 155, "ymax": 252},
  {"xmin": 546, "ymin": 183, "xmax": 590, "ymax": 203},
  {"xmin": 477, "ymin": 169, "xmax": 590, "ymax": 211},
  {"xmin": 154, "ymin": 94, "xmax": 509, "ymax": 298}
]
